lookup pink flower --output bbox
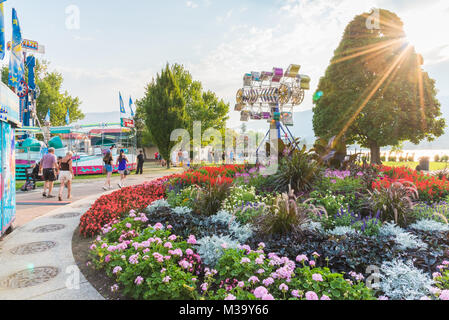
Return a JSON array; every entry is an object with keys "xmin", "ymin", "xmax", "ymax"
[
  {"xmin": 134, "ymin": 276, "xmax": 144, "ymax": 285},
  {"xmin": 440, "ymin": 290, "xmax": 449, "ymax": 300},
  {"xmin": 258, "ymin": 242, "xmax": 266, "ymax": 249},
  {"xmin": 296, "ymin": 255, "xmax": 308, "ymax": 263},
  {"xmin": 248, "ymin": 276, "xmax": 260, "ymax": 284},
  {"xmin": 254, "ymin": 286, "xmax": 268, "ymax": 299},
  {"xmin": 89, "ymin": 244, "xmax": 96, "ymax": 250},
  {"xmin": 125, "ymin": 223, "xmax": 132, "ymax": 229},
  {"xmin": 262, "ymin": 294, "xmax": 275, "ymax": 300},
  {"xmin": 187, "ymin": 235, "xmax": 197, "ymax": 245},
  {"xmin": 309, "ymin": 260, "xmax": 316, "ymax": 267},
  {"xmin": 105, "ymin": 255, "xmax": 111, "ymax": 263},
  {"xmin": 221, "ymin": 243, "xmax": 227, "ymax": 249},
  {"xmin": 186, "ymin": 249, "xmax": 194, "ymax": 255},
  {"xmin": 291, "ymin": 290, "xmax": 300, "ymax": 298},
  {"xmin": 279, "ymin": 283, "xmax": 288, "ymax": 292},
  {"xmin": 168, "ymin": 235, "xmax": 177, "ymax": 241},
  {"xmin": 164, "ymin": 242, "xmax": 173, "ymax": 249},
  {"xmin": 320, "ymin": 295, "xmax": 331, "ymax": 300},
  {"xmin": 241, "ymin": 258, "xmax": 251, "ymax": 264},
  {"xmin": 201, "ymin": 283, "xmax": 208, "ymax": 291},
  {"xmin": 238, "ymin": 281, "xmax": 245, "ymax": 288},
  {"xmin": 305, "ymin": 291, "xmax": 319, "ymax": 300},
  {"xmin": 225, "ymin": 294, "xmax": 236, "ymax": 300},
  {"xmin": 420, "ymin": 296, "xmax": 431, "ymax": 300},
  {"xmin": 263, "ymin": 277, "xmax": 274, "ymax": 286},
  {"xmin": 167, "ymin": 225, "xmax": 173, "ymax": 229},
  {"xmin": 110, "ymin": 284, "xmax": 119, "ymax": 292},
  {"xmin": 112, "ymin": 266, "xmax": 122, "ymax": 274},
  {"xmin": 433, "ymin": 272, "xmax": 442, "ymax": 278},
  {"xmin": 154, "ymin": 223, "xmax": 163, "ymax": 230},
  {"xmin": 256, "ymin": 269, "xmax": 265, "ymax": 274},
  {"xmin": 162, "ymin": 276, "xmax": 171, "ymax": 283},
  {"xmin": 378, "ymin": 296, "xmax": 389, "ymax": 300},
  {"xmin": 312, "ymin": 274, "xmax": 323, "ymax": 282}
]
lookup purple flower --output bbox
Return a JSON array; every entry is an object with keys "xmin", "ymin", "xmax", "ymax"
[
  {"xmin": 279, "ymin": 283, "xmax": 289, "ymax": 292},
  {"xmin": 312, "ymin": 274, "xmax": 323, "ymax": 282},
  {"xmin": 134, "ymin": 276, "xmax": 144, "ymax": 285},
  {"xmin": 305, "ymin": 291, "xmax": 319, "ymax": 300},
  {"xmin": 254, "ymin": 286, "xmax": 268, "ymax": 299}
]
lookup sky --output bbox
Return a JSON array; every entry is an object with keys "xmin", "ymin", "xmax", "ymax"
[{"xmin": 1, "ymin": 0, "xmax": 449, "ymax": 128}]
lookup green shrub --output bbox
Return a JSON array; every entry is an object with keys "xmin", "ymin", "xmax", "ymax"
[
  {"xmin": 166, "ymin": 185, "xmax": 197, "ymax": 208},
  {"xmin": 254, "ymin": 188, "xmax": 312, "ymax": 236},
  {"xmin": 368, "ymin": 181, "xmax": 418, "ymax": 227},
  {"xmin": 272, "ymin": 149, "xmax": 321, "ymax": 193},
  {"xmin": 192, "ymin": 178, "xmax": 232, "ymax": 216}
]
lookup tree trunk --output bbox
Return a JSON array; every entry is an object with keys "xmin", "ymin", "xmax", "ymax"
[{"xmin": 369, "ymin": 141, "xmax": 381, "ymax": 165}]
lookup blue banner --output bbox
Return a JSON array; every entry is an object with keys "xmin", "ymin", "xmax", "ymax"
[
  {"xmin": 8, "ymin": 8, "xmax": 24, "ymax": 89},
  {"xmin": 45, "ymin": 109, "xmax": 50, "ymax": 122},
  {"xmin": 65, "ymin": 108, "xmax": 70, "ymax": 125},
  {"xmin": 129, "ymin": 96, "xmax": 134, "ymax": 117},
  {"xmin": 0, "ymin": 1, "xmax": 6, "ymax": 61},
  {"xmin": 26, "ymin": 55, "xmax": 36, "ymax": 90},
  {"xmin": 119, "ymin": 92, "xmax": 126, "ymax": 114}
]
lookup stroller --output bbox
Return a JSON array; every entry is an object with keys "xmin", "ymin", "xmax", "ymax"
[{"xmin": 20, "ymin": 163, "xmax": 39, "ymax": 192}]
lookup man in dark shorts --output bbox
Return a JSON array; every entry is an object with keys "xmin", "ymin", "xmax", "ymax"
[
  {"xmin": 39, "ymin": 147, "xmax": 59, "ymax": 198},
  {"xmin": 136, "ymin": 150, "xmax": 144, "ymax": 174}
]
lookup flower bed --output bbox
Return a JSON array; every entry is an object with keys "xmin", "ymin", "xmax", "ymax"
[
  {"xmin": 81, "ymin": 164, "xmax": 449, "ymax": 300},
  {"xmin": 374, "ymin": 166, "xmax": 449, "ymax": 202},
  {"xmin": 79, "ymin": 178, "xmax": 167, "ymax": 237}
]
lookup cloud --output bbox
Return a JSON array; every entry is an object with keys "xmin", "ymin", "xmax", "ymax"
[{"xmin": 186, "ymin": 1, "xmax": 199, "ymax": 9}]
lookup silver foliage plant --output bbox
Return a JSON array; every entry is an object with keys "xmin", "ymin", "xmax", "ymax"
[
  {"xmin": 327, "ymin": 226, "xmax": 357, "ymax": 236},
  {"xmin": 146, "ymin": 199, "xmax": 170, "ymax": 213},
  {"xmin": 196, "ymin": 235, "xmax": 240, "ymax": 267},
  {"xmin": 379, "ymin": 222, "xmax": 427, "ymax": 250},
  {"xmin": 410, "ymin": 219, "xmax": 449, "ymax": 233},
  {"xmin": 373, "ymin": 259, "xmax": 434, "ymax": 300},
  {"xmin": 210, "ymin": 210, "xmax": 253, "ymax": 243}
]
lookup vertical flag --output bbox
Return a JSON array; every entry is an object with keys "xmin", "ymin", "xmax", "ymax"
[
  {"xmin": 129, "ymin": 96, "xmax": 135, "ymax": 117},
  {"xmin": 8, "ymin": 8, "xmax": 25, "ymax": 89},
  {"xmin": 65, "ymin": 108, "xmax": 70, "ymax": 125},
  {"xmin": 119, "ymin": 92, "xmax": 126, "ymax": 115},
  {"xmin": 44, "ymin": 109, "xmax": 50, "ymax": 122},
  {"xmin": 0, "ymin": 1, "xmax": 6, "ymax": 60}
]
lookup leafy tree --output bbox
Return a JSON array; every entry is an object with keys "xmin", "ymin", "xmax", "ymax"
[
  {"xmin": 312, "ymin": 9, "xmax": 445, "ymax": 164},
  {"xmin": 170, "ymin": 64, "xmax": 229, "ymax": 137},
  {"xmin": 1, "ymin": 60, "xmax": 84, "ymax": 126},
  {"xmin": 138, "ymin": 64, "xmax": 187, "ymax": 168},
  {"xmin": 136, "ymin": 63, "xmax": 229, "ymax": 156}
]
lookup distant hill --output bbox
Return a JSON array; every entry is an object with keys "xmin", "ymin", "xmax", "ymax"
[
  {"xmin": 87, "ymin": 96, "xmax": 448, "ymax": 149},
  {"xmin": 73, "ymin": 111, "xmax": 123, "ymax": 126}
]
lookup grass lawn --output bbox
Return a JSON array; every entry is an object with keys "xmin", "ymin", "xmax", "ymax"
[{"xmin": 382, "ymin": 161, "xmax": 449, "ymax": 171}]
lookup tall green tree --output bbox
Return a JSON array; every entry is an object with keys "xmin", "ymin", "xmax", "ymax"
[
  {"xmin": 1, "ymin": 60, "xmax": 84, "ymax": 126},
  {"xmin": 136, "ymin": 63, "xmax": 230, "ymax": 151},
  {"xmin": 312, "ymin": 9, "xmax": 445, "ymax": 164},
  {"xmin": 138, "ymin": 64, "xmax": 187, "ymax": 168}
]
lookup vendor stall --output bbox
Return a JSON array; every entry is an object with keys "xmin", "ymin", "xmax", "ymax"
[{"xmin": 0, "ymin": 81, "xmax": 20, "ymax": 236}]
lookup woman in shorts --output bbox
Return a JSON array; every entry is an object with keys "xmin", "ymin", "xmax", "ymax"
[
  {"xmin": 58, "ymin": 151, "xmax": 73, "ymax": 201},
  {"xmin": 116, "ymin": 149, "xmax": 129, "ymax": 188},
  {"xmin": 103, "ymin": 150, "xmax": 113, "ymax": 190}
]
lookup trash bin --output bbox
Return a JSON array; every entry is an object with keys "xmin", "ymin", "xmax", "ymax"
[{"xmin": 419, "ymin": 156, "xmax": 430, "ymax": 171}]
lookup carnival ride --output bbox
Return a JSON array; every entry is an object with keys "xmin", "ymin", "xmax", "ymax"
[
  {"xmin": 14, "ymin": 123, "xmax": 137, "ymax": 180},
  {"xmin": 235, "ymin": 64, "xmax": 311, "ymax": 159}
]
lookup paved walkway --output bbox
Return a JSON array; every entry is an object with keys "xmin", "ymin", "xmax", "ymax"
[{"xmin": 0, "ymin": 168, "xmax": 180, "ymax": 300}]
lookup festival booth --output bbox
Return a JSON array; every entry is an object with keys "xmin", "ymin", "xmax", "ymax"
[{"xmin": 0, "ymin": 82, "xmax": 20, "ymax": 236}]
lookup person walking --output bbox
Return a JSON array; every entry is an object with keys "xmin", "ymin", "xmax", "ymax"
[
  {"xmin": 39, "ymin": 148, "xmax": 58, "ymax": 198},
  {"xmin": 58, "ymin": 151, "xmax": 73, "ymax": 201},
  {"xmin": 103, "ymin": 149, "xmax": 113, "ymax": 190},
  {"xmin": 136, "ymin": 150, "xmax": 144, "ymax": 174},
  {"xmin": 116, "ymin": 149, "xmax": 129, "ymax": 188}
]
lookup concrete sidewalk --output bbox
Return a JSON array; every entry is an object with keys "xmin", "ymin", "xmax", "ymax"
[{"xmin": 0, "ymin": 170, "xmax": 178, "ymax": 300}]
